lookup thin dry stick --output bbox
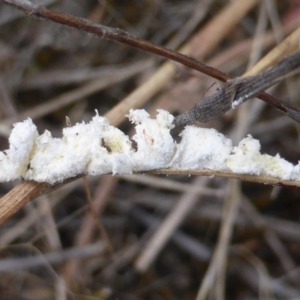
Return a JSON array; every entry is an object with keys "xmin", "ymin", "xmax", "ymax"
[
  {"xmin": 3, "ymin": 0, "xmax": 300, "ymax": 123},
  {"xmin": 152, "ymin": 169, "xmax": 300, "ymax": 188},
  {"xmin": 0, "ymin": 181, "xmax": 49, "ymax": 225},
  {"xmin": 172, "ymin": 48, "xmax": 300, "ymax": 132},
  {"xmin": 0, "ymin": 0, "xmax": 239, "ymax": 82},
  {"xmin": 1, "ymin": 169, "xmax": 300, "ymax": 226},
  {"xmin": 172, "ymin": 23, "xmax": 300, "ymax": 134},
  {"xmin": 246, "ymin": 27, "xmax": 300, "ymax": 76},
  {"xmin": 150, "ymin": 15, "xmax": 300, "ymax": 115},
  {"xmin": 106, "ymin": 0, "xmax": 265, "ymax": 125},
  {"xmin": 0, "ymin": 178, "xmax": 79, "ymax": 245}
]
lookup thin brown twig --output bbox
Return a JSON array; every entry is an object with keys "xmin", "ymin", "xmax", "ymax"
[
  {"xmin": 106, "ymin": 0, "xmax": 259, "ymax": 125},
  {"xmin": 2, "ymin": 0, "xmax": 300, "ymax": 122},
  {"xmin": 0, "ymin": 180, "xmax": 49, "ymax": 225},
  {"xmin": 172, "ymin": 49, "xmax": 300, "ymax": 132},
  {"xmin": 1, "ymin": 167, "xmax": 300, "ymax": 226}
]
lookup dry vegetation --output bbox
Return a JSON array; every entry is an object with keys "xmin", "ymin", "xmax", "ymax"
[{"xmin": 1, "ymin": 0, "xmax": 300, "ymax": 299}]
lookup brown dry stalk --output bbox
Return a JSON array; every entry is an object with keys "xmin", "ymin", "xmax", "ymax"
[
  {"xmin": 1, "ymin": 0, "xmax": 299, "ymax": 120},
  {"xmin": 172, "ymin": 49, "xmax": 300, "ymax": 131},
  {"xmin": 0, "ymin": 181, "xmax": 49, "ymax": 225},
  {"xmin": 245, "ymin": 26, "xmax": 300, "ymax": 76},
  {"xmin": 152, "ymin": 169, "xmax": 300, "ymax": 189},
  {"xmin": 1, "ymin": 168, "xmax": 300, "ymax": 226}
]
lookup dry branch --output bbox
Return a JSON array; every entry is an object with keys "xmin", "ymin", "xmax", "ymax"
[{"xmin": 2, "ymin": 0, "xmax": 300, "ymax": 123}]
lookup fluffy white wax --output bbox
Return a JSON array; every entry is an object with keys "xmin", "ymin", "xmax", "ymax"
[
  {"xmin": 0, "ymin": 110, "xmax": 299, "ymax": 184},
  {"xmin": 292, "ymin": 163, "xmax": 300, "ymax": 180},
  {"xmin": 27, "ymin": 114, "xmax": 134, "ymax": 183},
  {"xmin": 87, "ymin": 114, "xmax": 134, "ymax": 176},
  {"xmin": 0, "ymin": 119, "xmax": 37, "ymax": 181},
  {"xmin": 129, "ymin": 109, "xmax": 175, "ymax": 170},
  {"xmin": 27, "ymin": 129, "xmax": 90, "ymax": 183},
  {"xmin": 170, "ymin": 126, "xmax": 232, "ymax": 170},
  {"xmin": 226, "ymin": 135, "xmax": 294, "ymax": 179}
]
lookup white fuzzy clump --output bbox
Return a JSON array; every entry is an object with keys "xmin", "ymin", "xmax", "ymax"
[
  {"xmin": 170, "ymin": 126, "xmax": 232, "ymax": 170},
  {"xmin": 0, "ymin": 119, "xmax": 38, "ymax": 181},
  {"xmin": 0, "ymin": 109, "xmax": 299, "ymax": 184},
  {"xmin": 87, "ymin": 114, "xmax": 134, "ymax": 176},
  {"xmin": 128, "ymin": 109, "xmax": 175, "ymax": 170},
  {"xmin": 27, "ymin": 113, "xmax": 134, "ymax": 183},
  {"xmin": 226, "ymin": 135, "xmax": 294, "ymax": 179}
]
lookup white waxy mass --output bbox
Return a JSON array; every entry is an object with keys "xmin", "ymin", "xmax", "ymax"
[{"xmin": 0, "ymin": 109, "xmax": 299, "ymax": 184}]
